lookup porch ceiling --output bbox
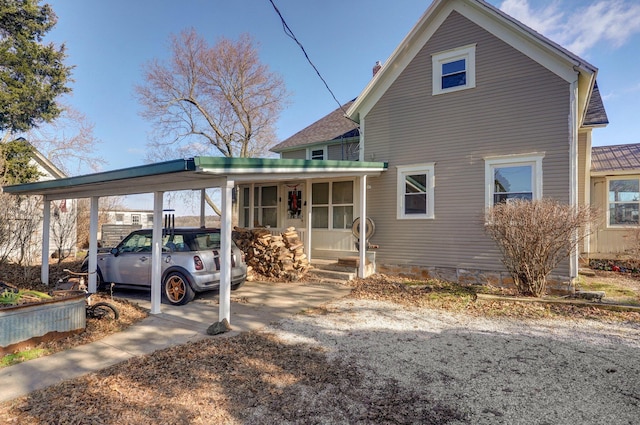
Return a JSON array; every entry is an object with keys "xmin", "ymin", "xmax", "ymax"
[{"xmin": 2, "ymin": 157, "xmax": 387, "ymax": 201}]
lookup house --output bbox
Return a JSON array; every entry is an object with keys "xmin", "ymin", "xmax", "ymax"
[
  {"xmin": 1, "ymin": 142, "xmax": 76, "ymax": 263},
  {"xmin": 267, "ymin": 0, "xmax": 608, "ymax": 286},
  {"xmin": 589, "ymin": 143, "xmax": 640, "ymax": 257}
]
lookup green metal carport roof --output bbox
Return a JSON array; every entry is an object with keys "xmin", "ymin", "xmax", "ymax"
[{"xmin": 3, "ymin": 156, "xmax": 387, "ymax": 200}]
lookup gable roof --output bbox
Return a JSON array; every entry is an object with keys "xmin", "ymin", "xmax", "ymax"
[
  {"xmin": 271, "ymin": 100, "xmax": 359, "ymax": 153},
  {"xmin": 30, "ymin": 147, "xmax": 66, "ymax": 180},
  {"xmin": 583, "ymin": 82, "xmax": 609, "ymax": 127},
  {"xmin": 592, "ymin": 144, "xmax": 640, "ymax": 175},
  {"xmin": 347, "ymin": 0, "xmax": 599, "ymax": 126}
]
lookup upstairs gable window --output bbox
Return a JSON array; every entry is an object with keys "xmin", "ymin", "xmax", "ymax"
[
  {"xmin": 432, "ymin": 44, "xmax": 476, "ymax": 95},
  {"xmin": 310, "ymin": 148, "xmax": 325, "ymax": 160}
]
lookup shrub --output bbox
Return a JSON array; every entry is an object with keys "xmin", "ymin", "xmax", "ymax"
[{"xmin": 484, "ymin": 199, "xmax": 595, "ymax": 297}]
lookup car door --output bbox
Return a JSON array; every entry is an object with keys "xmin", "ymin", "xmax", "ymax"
[{"xmin": 110, "ymin": 232, "xmax": 152, "ymax": 285}]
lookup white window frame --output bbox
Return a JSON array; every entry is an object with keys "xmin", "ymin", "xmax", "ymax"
[
  {"xmin": 254, "ymin": 185, "xmax": 279, "ymax": 227},
  {"xmin": 432, "ymin": 44, "xmax": 476, "ymax": 95},
  {"xmin": 606, "ymin": 176, "xmax": 640, "ymax": 228},
  {"xmin": 311, "ymin": 180, "xmax": 355, "ymax": 230},
  {"xmin": 396, "ymin": 163, "xmax": 435, "ymax": 220},
  {"xmin": 484, "ymin": 153, "xmax": 544, "ymax": 209},
  {"xmin": 308, "ymin": 146, "xmax": 327, "ymax": 160}
]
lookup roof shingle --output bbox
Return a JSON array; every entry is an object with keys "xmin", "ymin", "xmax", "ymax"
[
  {"xmin": 271, "ymin": 100, "xmax": 359, "ymax": 152},
  {"xmin": 584, "ymin": 82, "xmax": 609, "ymax": 127}
]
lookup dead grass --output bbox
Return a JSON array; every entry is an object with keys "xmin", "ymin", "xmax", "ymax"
[{"xmin": 1, "ymin": 267, "xmax": 640, "ymax": 423}]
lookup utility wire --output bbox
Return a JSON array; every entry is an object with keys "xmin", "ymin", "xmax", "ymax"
[{"xmin": 267, "ymin": 0, "xmax": 360, "ymax": 126}]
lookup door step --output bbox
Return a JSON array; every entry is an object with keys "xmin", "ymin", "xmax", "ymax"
[{"xmin": 307, "ymin": 257, "xmax": 375, "ymax": 283}]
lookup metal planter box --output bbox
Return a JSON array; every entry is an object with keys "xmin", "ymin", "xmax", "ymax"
[{"xmin": 0, "ymin": 291, "xmax": 86, "ymax": 355}]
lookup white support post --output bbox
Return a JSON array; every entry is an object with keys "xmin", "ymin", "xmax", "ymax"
[
  {"xmin": 359, "ymin": 175, "xmax": 367, "ymax": 278},
  {"xmin": 41, "ymin": 199, "xmax": 51, "ymax": 285},
  {"xmin": 305, "ymin": 179, "xmax": 312, "ymax": 263},
  {"xmin": 150, "ymin": 191, "xmax": 164, "ymax": 315},
  {"xmin": 248, "ymin": 183, "xmax": 255, "ymax": 228},
  {"xmin": 200, "ymin": 189, "xmax": 206, "ymax": 228},
  {"xmin": 219, "ymin": 180, "xmax": 233, "ymax": 323},
  {"xmin": 88, "ymin": 197, "xmax": 99, "ymax": 293}
]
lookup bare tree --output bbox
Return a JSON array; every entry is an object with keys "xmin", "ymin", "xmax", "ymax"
[
  {"xmin": 136, "ymin": 30, "xmax": 289, "ymax": 214},
  {"xmin": 484, "ymin": 199, "xmax": 596, "ymax": 297},
  {"xmin": 50, "ymin": 199, "xmax": 76, "ymax": 263},
  {"xmin": 26, "ymin": 103, "xmax": 105, "ymax": 175}
]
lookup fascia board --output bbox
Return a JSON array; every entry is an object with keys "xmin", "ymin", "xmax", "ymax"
[
  {"xmin": 348, "ymin": 0, "xmax": 596, "ymax": 121},
  {"xmin": 591, "ymin": 170, "xmax": 640, "ymax": 177}
]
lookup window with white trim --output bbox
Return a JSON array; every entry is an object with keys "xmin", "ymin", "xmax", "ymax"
[
  {"xmin": 485, "ymin": 154, "xmax": 543, "ymax": 207},
  {"xmin": 310, "ymin": 148, "xmax": 325, "ymax": 160},
  {"xmin": 396, "ymin": 164, "xmax": 435, "ymax": 219},
  {"xmin": 131, "ymin": 214, "xmax": 140, "ymax": 225},
  {"xmin": 254, "ymin": 185, "xmax": 278, "ymax": 227},
  {"xmin": 432, "ymin": 44, "xmax": 476, "ymax": 95},
  {"xmin": 311, "ymin": 180, "xmax": 354, "ymax": 229},
  {"xmin": 608, "ymin": 178, "xmax": 640, "ymax": 226}
]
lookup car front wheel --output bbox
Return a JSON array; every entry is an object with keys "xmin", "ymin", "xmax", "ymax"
[{"xmin": 164, "ymin": 272, "xmax": 195, "ymax": 305}]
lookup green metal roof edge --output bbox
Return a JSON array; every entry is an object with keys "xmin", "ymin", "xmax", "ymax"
[
  {"xmin": 3, "ymin": 158, "xmax": 195, "ymax": 193},
  {"xmin": 192, "ymin": 156, "xmax": 387, "ymax": 170},
  {"xmin": 2, "ymin": 156, "xmax": 388, "ymax": 194}
]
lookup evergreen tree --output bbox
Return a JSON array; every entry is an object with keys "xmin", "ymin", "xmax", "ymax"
[
  {"xmin": 0, "ymin": 0, "xmax": 72, "ymax": 134},
  {"xmin": 0, "ymin": 138, "xmax": 41, "ymax": 184}
]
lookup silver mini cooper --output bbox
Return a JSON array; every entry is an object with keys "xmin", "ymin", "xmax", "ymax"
[{"xmin": 82, "ymin": 228, "xmax": 247, "ymax": 305}]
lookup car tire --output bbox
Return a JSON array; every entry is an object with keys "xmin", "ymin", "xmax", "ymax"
[
  {"xmin": 231, "ymin": 280, "xmax": 245, "ymax": 291},
  {"xmin": 163, "ymin": 271, "xmax": 195, "ymax": 305}
]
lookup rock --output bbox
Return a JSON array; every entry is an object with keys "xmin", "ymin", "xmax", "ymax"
[
  {"xmin": 575, "ymin": 290, "xmax": 605, "ymax": 302},
  {"xmin": 207, "ymin": 318, "xmax": 232, "ymax": 335}
]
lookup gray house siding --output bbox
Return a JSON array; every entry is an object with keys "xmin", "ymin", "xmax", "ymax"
[
  {"xmin": 281, "ymin": 149, "xmax": 307, "ymax": 160},
  {"xmin": 363, "ymin": 11, "xmax": 571, "ymax": 279},
  {"xmin": 328, "ymin": 142, "xmax": 359, "ymax": 161}
]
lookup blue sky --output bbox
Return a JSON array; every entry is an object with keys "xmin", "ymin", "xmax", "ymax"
[{"xmin": 40, "ymin": 0, "xmax": 640, "ymax": 211}]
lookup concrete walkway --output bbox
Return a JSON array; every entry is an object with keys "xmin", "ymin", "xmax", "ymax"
[{"xmin": 0, "ymin": 281, "xmax": 351, "ymax": 403}]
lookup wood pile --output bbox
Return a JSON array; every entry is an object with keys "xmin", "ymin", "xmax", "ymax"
[{"xmin": 233, "ymin": 227, "xmax": 309, "ymax": 281}]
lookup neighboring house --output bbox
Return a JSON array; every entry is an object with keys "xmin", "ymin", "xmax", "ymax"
[
  {"xmin": 589, "ymin": 143, "xmax": 640, "ymax": 257},
  {"xmin": 104, "ymin": 209, "xmax": 155, "ymax": 227},
  {"xmin": 98, "ymin": 209, "xmax": 154, "ymax": 247},
  {"xmin": 2, "ymin": 144, "xmax": 76, "ymax": 263},
  {"xmin": 264, "ymin": 0, "xmax": 609, "ymax": 286}
]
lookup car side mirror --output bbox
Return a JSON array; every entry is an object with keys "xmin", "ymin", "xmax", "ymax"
[{"xmin": 110, "ymin": 247, "xmax": 119, "ymax": 256}]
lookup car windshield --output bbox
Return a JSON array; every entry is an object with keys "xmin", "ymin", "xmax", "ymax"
[
  {"xmin": 192, "ymin": 232, "xmax": 221, "ymax": 250},
  {"xmin": 119, "ymin": 233, "xmax": 152, "ymax": 252}
]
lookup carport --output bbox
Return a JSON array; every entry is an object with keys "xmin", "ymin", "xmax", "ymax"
[{"xmin": 2, "ymin": 156, "xmax": 386, "ymax": 323}]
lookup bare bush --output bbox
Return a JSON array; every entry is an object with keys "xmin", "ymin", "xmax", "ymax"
[{"xmin": 484, "ymin": 199, "xmax": 595, "ymax": 297}]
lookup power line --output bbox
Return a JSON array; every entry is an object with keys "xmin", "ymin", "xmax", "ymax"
[{"xmin": 267, "ymin": 0, "xmax": 359, "ymax": 125}]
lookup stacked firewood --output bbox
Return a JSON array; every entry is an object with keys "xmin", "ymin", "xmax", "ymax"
[{"xmin": 232, "ymin": 227, "xmax": 309, "ymax": 281}]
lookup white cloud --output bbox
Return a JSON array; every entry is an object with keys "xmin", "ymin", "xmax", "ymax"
[{"xmin": 499, "ymin": 0, "xmax": 640, "ymax": 56}]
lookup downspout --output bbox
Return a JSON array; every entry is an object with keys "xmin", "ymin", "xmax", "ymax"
[{"xmin": 569, "ymin": 78, "xmax": 579, "ymax": 281}]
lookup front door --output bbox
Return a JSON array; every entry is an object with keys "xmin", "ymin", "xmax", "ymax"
[{"xmin": 284, "ymin": 183, "xmax": 304, "ymax": 230}]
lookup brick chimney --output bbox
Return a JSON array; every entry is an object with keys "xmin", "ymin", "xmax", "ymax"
[{"xmin": 372, "ymin": 60, "xmax": 382, "ymax": 76}]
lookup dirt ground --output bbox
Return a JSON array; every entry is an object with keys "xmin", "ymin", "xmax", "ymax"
[{"xmin": 1, "ymin": 274, "xmax": 639, "ymax": 424}]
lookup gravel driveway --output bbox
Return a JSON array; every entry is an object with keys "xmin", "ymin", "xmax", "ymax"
[{"xmin": 268, "ymin": 298, "xmax": 640, "ymax": 424}]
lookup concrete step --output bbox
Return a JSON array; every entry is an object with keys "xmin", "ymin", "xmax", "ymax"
[
  {"xmin": 311, "ymin": 261, "xmax": 358, "ymax": 274},
  {"xmin": 308, "ymin": 267, "xmax": 356, "ymax": 282}
]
